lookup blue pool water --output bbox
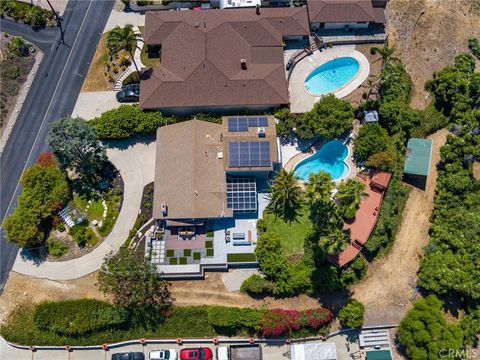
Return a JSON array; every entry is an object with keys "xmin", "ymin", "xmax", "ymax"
[
  {"xmin": 294, "ymin": 140, "xmax": 350, "ymax": 181},
  {"xmin": 304, "ymin": 57, "xmax": 360, "ymax": 95}
]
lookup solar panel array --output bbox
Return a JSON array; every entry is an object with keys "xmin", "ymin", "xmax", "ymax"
[
  {"xmin": 228, "ymin": 141, "xmax": 270, "ymax": 168},
  {"xmin": 227, "ymin": 116, "xmax": 269, "ymax": 132},
  {"xmin": 227, "ymin": 178, "xmax": 257, "ymax": 212}
]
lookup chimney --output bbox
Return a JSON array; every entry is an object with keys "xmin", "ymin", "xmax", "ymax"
[
  {"xmin": 256, "ymin": 4, "xmax": 260, "ymax": 15},
  {"xmin": 241, "ymin": 58, "xmax": 247, "ymax": 70}
]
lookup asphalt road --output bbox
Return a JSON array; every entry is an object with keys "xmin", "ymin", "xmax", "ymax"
[{"xmin": 0, "ymin": 0, "xmax": 115, "ymax": 291}]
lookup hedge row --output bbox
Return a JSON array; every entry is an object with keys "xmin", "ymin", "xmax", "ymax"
[{"xmin": 90, "ymin": 105, "xmax": 174, "ymax": 139}]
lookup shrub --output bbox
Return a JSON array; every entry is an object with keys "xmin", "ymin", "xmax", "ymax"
[
  {"xmin": 226, "ymin": 253, "xmax": 257, "ymax": 262},
  {"xmin": 69, "ymin": 224, "xmax": 96, "ymax": 247},
  {"xmin": 353, "ymin": 123, "xmax": 390, "ymax": 161},
  {"xmin": 91, "ymin": 105, "xmax": 174, "ymax": 139},
  {"xmin": 193, "ymin": 252, "xmax": 201, "ymax": 260},
  {"xmin": 259, "ymin": 308, "xmax": 332, "ymax": 336},
  {"xmin": 6, "ymin": 36, "xmax": 29, "ymax": 57},
  {"xmin": 468, "ymin": 37, "xmax": 480, "ymax": 59},
  {"xmin": 46, "ymin": 237, "xmax": 68, "ymax": 257},
  {"xmin": 33, "ymin": 299, "xmax": 128, "ymax": 336},
  {"xmin": 366, "ymin": 150, "xmax": 396, "ymax": 171},
  {"xmin": 240, "ymin": 274, "xmax": 274, "ymax": 295},
  {"xmin": 183, "ymin": 249, "xmax": 191, "ymax": 257},
  {"xmin": 179, "ymin": 257, "xmax": 187, "ymax": 264},
  {"xmin": 207, "ymin": 306, "xmax": 264, "ymax": 332},
  {"xmin": 206, "ymin": 248, "xmax": 214, "ymax": 257},
  {"xmin": 170, "ymin": 258, "xmax": 177, "ymax": 265},
  {"xmin": 338, "ymin": 299, "xmax": 365, "ymax": 328}
]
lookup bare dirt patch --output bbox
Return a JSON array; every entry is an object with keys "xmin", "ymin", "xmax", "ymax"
[
  {"xmin": 0, "ymin": 272, "xmax": 106, "ymax": 324},
  {"xmin": 81, "ymin": 33, "xmax": 112, "ymax": 92},
  {"xmin": 170, "ymin": 271, "xmax": 321, "ymax": 310},
  {"xmin": 344, "ymin": 44, "xmax": 383, "ymax": 106},
  {"xmin": 350, "ymin": 129, "xmax": 449, "ymax": 325},
  {"xmin": 388, "ymin": 0, "xmax": 480, "ymax": 109}
]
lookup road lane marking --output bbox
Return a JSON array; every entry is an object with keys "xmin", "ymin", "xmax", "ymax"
[{"xmin": 1, "ymin": 0, "xmax": 94, "ymax": 228}]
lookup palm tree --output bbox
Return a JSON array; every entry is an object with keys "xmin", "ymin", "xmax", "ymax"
[
  {"xmin": 336, "ymin": 179, "xmax": 369, "ymax": 218},
  {"xmin": 107, "ymin": 24, "xmax": 140, "ymax": 75},
  {"xmin": 319, "ymin": 227, "xmax": 350, "ymax": 256},
  {"xmin": 266, "ymin": 169, "xmax": 303, "ymax": 222},
  {"xmin": 370, "ymin": 45, "xmax": 397, "ymax": 71},
  {"xmin": 305, "ymin": 171, "xmax": 334, "ymax": 205}
]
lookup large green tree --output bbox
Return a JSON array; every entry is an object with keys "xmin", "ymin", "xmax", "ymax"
[
  {"xmin": 48, "ymin": 117, "xmax": 107, "ymax": 183},
  {"xmin": 353, "ymin": 123, "xmax": 390, "ymax": 161},
  {"xmin": 98, "ymin": 248, "xmax": 173, "ymax": 314},
  {"xmin": 338, "ymin": 299, "xmax": 365, "ymax": 328},
  {"xmin": 397, "ymin": 295, "xmax": 464, "ymax": 360},
  {"xmin": 107, "ymin": 24, "xmax": 140, "ymax": 75},
  {"xmin": 4, "ymin": 153, "xmax": 70, "ymax": 247},
  {"xmin": 299, "ymin": 95, "xmax": 353, "ymax": 140},
  {"xmin": 266, "ymin": 169, "xmax": 303, "ymax": 222}
]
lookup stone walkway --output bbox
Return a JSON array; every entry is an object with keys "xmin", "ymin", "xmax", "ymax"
[{"xmin": 11, "ymin": 139, "xmax": 156, "ymax": 280}]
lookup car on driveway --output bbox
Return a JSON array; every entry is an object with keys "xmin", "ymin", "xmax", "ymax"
[
  {"xmin": 112, "ymin": 352, "xmax": 145, "ymax": 360},
  {"xmin": 180, "ymin": 347, "xmax": 212, "ymax": 360},
  {"xmin": 116, "ymin": 89, "xmax": 139, "ymax": 103},
  {"xmin": 150, "ymin": 349, "xmax": 178, "ymax": 360},
  {"xmin": 122, "ymin": 83, "xmax": 140, "ymax": 93}
]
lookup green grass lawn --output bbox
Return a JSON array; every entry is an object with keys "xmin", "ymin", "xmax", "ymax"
[
  {"xmin": 262, "ymin": 206, "xmax": 312, "ymax": 256},
  {"xmin": 73, "ymin": 193, "xmax": 103, "ymax": 222},
  {"xmin": 138, "ymin": 26, "xmax": 160, "ymax": 68}
]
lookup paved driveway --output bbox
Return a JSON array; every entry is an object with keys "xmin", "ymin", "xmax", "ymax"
[
  {"xmin": 11, "ymin": 139, "xmax": 156, "ymax": 280},
  {"xmin": 72, "ymin": 91, "xmax": 121, "ymax": 120}
]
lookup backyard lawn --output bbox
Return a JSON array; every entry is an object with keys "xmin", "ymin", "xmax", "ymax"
[{"xmin": 262, "ymin": 206, "xmax": 312, "ymax": 256}]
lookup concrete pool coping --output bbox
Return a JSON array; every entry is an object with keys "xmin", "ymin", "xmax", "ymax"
[
  {"xmin": 288, "ymin": 45, "xmax": 370, "ymax": 113},
  {"xmin": 291, "ymin": 139, "xmax": 352, "ymax": 182}
]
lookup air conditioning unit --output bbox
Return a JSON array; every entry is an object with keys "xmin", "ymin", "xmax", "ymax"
[
  {"xmin": 258, "ymin": 127, "xmax": 266, "ymax": 137},
  {"xmin": 161, "ymin": 203, "xmax": 168, "ymax": 216}
]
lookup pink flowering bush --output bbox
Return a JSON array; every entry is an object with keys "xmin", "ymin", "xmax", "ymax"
[{"xmin": 259, "ymin": 308, "xmax": 332, "ymax": 336}]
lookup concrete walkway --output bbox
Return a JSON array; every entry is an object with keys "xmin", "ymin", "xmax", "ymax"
[
  {"xmin": 72, "ymin": 91, "xmax": 120, "ymax": 119},
  {"xmin": 11, "ymin": 139, "xmax": 156, "ymax": 280},
  {"xmin": 289, "ymin": 45, "xmax": 370, "ymax": 113}
]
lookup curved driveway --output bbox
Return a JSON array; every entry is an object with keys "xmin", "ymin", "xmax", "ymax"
[
  {"xmin": 12, "ymin": 140, "xmax": 156, "ymax": 280},
  {"xmin": 0, "ymin": 0, "xmax": 114, "ymax": 290}
]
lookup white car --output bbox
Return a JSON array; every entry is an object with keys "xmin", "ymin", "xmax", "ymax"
[{"xmin": 149, "ymin": 349, "xmax": 178, "ymax": 360}]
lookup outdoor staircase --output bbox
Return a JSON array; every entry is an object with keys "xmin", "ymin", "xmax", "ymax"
[
  {"xmin": 309, "ymin": 35, "xmax": 319, "ymax": 52},
  {"xmin": 113, "ymin": 26, "xmax": 144, "ymax": 92}
]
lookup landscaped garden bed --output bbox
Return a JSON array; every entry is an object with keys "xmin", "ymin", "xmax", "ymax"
[
  {"xmin": 0, "ymin": 1, "xmax": 56, "ymax": 28},
  {"xmin": 0, "ymin": 34, "xmax": 37, "ymax": 132}
]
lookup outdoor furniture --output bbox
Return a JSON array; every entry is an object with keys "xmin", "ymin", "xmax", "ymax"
[{"xmin": 233, "ymin": 233, "xmax": 245, "ymax": 240}]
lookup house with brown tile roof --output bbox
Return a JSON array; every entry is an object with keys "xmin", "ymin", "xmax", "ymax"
[
  {"xmin": 139, "ymin": 7, "xmax": 310, "ymax": 115},
  {"xmin": 307, "ymin": 0, "xmax": 387, "ymax": 31}
]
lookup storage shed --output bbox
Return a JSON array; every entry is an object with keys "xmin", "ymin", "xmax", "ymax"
[{"xmin": 403, "ymin": 138, "xmax": 433, "ymax": 189}]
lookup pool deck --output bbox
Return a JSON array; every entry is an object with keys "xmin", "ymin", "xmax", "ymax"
[{"xmin": 288, "ymin": 45, "xmax": 370, "ymax": 113}]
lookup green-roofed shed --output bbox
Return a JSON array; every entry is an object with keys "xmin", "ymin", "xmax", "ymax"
[
  {"xmin": 404, "ymin": 138, "xmax": 432, "ymax": 176},
  {"xmin": 366, "ymin": 350, "xmax": 393, "ymax": 360}
]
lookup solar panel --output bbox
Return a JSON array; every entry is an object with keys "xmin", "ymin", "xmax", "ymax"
[
  {"xmin": 228, "ymin": 141, "xmax": 271, "ymax": 168},
  {"xmin": 227, "ymin": 116, "xmax": 268, "ymax": 132},
  {"xmin": 226, "ymin": 178, "xmax": 257, "ymax": 212}
]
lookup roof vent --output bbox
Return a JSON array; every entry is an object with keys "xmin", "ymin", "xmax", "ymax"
[
  {"xmin": 217, "ymin": 151, "xmax": 224, "ymax": 159},
  {"xmin": 258, "ymin": 127, "xmax": 266, "ymax": 137},
  {"xmin": 161, "ymin": 203, "xmax": 168, "ymax": 216},
  {"xmin": 241, "ymin": 59, "xmax": 247, "ymax": 70},
  {"xmin": 195, "ymin": 22, "xmax": 199, "ymax": 28}
]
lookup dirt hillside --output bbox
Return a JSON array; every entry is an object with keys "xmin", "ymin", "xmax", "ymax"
[{"xmin": 389, "ymin": 0, "xmax": 480, "ymax": 109}]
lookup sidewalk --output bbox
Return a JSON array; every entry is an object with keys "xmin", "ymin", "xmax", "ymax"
[{"xmin": 11, "ymin": 139, "xmax": 156, "ymax": 280}]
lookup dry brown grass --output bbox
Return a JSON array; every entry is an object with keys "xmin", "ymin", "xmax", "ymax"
[
  {"xmin": 389, "ymin": 0, "xmax": 480, "ymax": 109},
  {"xmin": 81, "ymin": 33, "xmax": 111, "ymax": 93}
]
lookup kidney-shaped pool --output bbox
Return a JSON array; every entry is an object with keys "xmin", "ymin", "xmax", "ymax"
[
  {"xmin": 304, "ymin": 57, "xmax": 360, "ymax": 95},
  {"xmin": 294, "ymin": 140, "xmax": 350, "ymax": 181}
]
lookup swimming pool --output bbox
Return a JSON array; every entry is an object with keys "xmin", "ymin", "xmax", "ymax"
[
  {"xmin": 294, "ymin": 140, "xmax": 350, "ymax": 181},
  {"xmin": 304, "ymin": 57, "xmax": 360, "ymax": 95}
]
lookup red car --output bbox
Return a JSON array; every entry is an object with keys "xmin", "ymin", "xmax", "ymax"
[{"xmin": 179, "ymin": 347, "xmax": 213, "ymax": 360}]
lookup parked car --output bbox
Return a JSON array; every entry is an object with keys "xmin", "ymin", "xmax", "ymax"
[
  {"xmin": 122, "ymin": 83, "xmax": 140, "ymax": 93},
  {"xmin": 150, "ymin": 349, "xmax": 178, "ymax": 360},
  {"xmin": 111, "ymin": 352, "xmax": 145, "ymax": 360},
  {"xmin": 179, "ymin": 347, "xmax": 213, "ymax": 360},
  {"xmin": 286, "ymin": 58, "xmax": 294, "ymax": 71},
  {"xmin": 116, "ymin": 89, "xmax": 139, "ymax": 103}
]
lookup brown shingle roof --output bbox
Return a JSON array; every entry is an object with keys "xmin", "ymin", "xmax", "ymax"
[
  {"xmin": 153, "ymin": 120, "xmax": 233, "ymax": 220},
  {"xmin": 307, "ymin": 0, "xmax": 386, "ymax": 24},
  {"xmin": 140, "ymin": 7, "xmax": 310, "ymax": 110}
]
